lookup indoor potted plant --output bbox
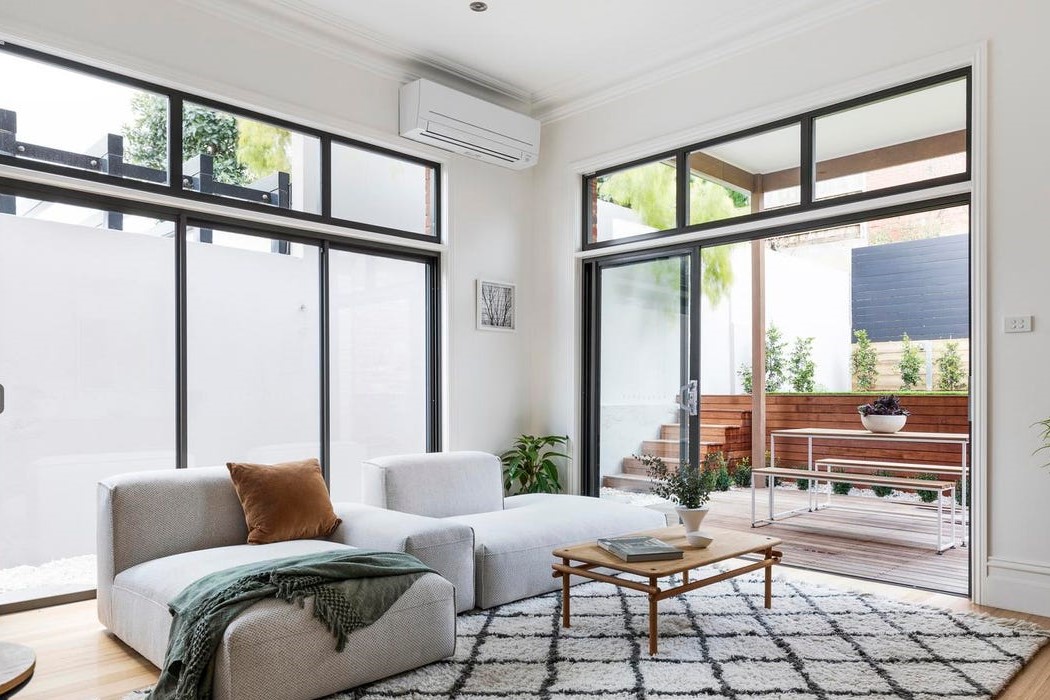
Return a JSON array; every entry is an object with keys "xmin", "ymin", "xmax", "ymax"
[
  {"xmin": 858, "ymin": 395, "xmax": 910, "ymax": 433},
  {"xmin": 641, "ymin": 454, "xmax": 715, "ymax": 532},
  {"xmin": 500, "ymin": 434, "xmax": 569, "ymax": 494}
]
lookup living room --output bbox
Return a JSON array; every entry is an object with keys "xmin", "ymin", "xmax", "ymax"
[{"xmin": 1, "ymin": 0, "xmax": 1049, "ymax": 698}]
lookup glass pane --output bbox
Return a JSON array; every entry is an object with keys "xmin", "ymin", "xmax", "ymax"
[
  {"xmin": 598, "ymin": 256, "xmax": 691, "ymax": 494},
  {"xmin": 331, "ymin": 144, "xmax": 436, "ymax": 235},
  {"xmin": 182, "ymin": 103, "xmax": 321, "ymax": 213},
  {"xmin": 815, "ymin": 78, "xmax": 967, "ymax": 200},
  {"xmin": 329, "ymin": 251, "xmax": 429, "ymax": 501},
  {"xmin": 0, "ymin": 49, "xmax": 169, "ymax": 185},
  {"xmin": 689, "ymin": 124, "xmax": 801, "ymax": 224},
  {"xmin": 0, "ymin": 195, "xmax": 174, "ymax": 604},
  {"xmin": 186, "ymin": 227, "xmax": 320, "ymax": 467},
  {"xmin": 590, "ymin": 157, "xmax": 676, "ymax": 243}
]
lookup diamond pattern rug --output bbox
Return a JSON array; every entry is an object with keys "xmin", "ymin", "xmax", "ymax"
[{"xmin": 128, "ymin": 571, "xmax": 1048, "ymax": 699}]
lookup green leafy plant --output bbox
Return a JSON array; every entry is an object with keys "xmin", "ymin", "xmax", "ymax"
[
  {"xmin": 956, "ymin": 477, "xmax": 970, "ymax": 506},
  {"xmin": 851, "ymin": 329, "xmax": 878, "ymax": 391},
  {"xmin": 499, "ymin": 434, "xmax": 568, "ymax": 494},
  {"xmin": 916, "ymin": 473, "xmax": 940, "ymax": 503},
  {"xmin": 872, "ymin": 470, "xmax": 894, "ymax": 498},
  {"xmin": 124, "ymin": 93, "xmax": 291, "ymax": 186},
  {"xmin": 1034, "ymin": 418, "xmax": 1050, "ymax": 468},
  {"xmin": 703, "ymin": 451, "xmax": 731, "ymax": 492},
  {"xmin": 732, "ymin": 457, "xmax": 752, "ymax": 488},
  {"xmin": 796, "ymin": 470, "xmax": 811, "ymax": 491},
  {"xmin": 935, "ymin": 341, "xmax": 966, "ymax": 391},
  {"xmin": 898, "ymin": 333, "xmax": 924, "ymax": 391},
  {"xmin": 738, "ymin": 323, "xmax": 788, "ymax": 393},
  {"xmin": 643, "ymin": 454, "xmax": 715, "ymax": 509},
  {"xmin": 788, "ymin": 336, "xmax": 816, "ymax": 392},
  {"xmin": 832, "ymin": 481, "xmax": 853, "ymax": 496}
]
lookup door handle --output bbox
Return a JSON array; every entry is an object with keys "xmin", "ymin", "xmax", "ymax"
[
  {"xmin": 0, "ymin": 383, "xmax": 4, "ymax": 414},
  {"xmin": 678, "ymin": 380, "xmax": 698, "ymax": 416}
]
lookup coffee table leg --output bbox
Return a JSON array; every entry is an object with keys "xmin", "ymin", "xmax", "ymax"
[
  {"xmin": 561, "ymin": 559, "xmax": 571, "ymax": 628},
  {"xmin": 764, "ymin": 548, "xmax": 773, "ymax": 609},
  {"xmin": 682, "ymin": 569, "xmax": 689, "ymax": 585},
  {"xmin": 649, "ymin": 577, "xmax": 658, "ymax": 655}
]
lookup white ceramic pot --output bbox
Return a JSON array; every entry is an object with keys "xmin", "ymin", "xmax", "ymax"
[
  {"xmin": 675, "ymin": 505, "xmax": 709, "ymax": 532},
  {"xmin": 861, "ymin": 414, "xmax": 907, "ymax": 433},
  {"xmin": 685, "ymin": 531, "xmax": 714, "ymax": 548}
]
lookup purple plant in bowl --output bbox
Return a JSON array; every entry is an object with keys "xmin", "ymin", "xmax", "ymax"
[{"xmin": 857, "ymin": 395, "xmax": 910, "ymax": 433}]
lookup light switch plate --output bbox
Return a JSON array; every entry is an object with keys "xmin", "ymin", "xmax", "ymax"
[{"xmin": 1004, "ymin": 315, "xmax": 1033, "ymax": 333}]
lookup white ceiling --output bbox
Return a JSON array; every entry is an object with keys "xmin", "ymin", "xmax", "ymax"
[{"xmin": 195, "ymin": 0, "xmax": 884, "ymax": 121}]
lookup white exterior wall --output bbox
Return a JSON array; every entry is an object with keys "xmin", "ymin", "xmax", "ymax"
[{"xmin": 529, "ymin": 0, "xmax": 1050, "ymax": 615}]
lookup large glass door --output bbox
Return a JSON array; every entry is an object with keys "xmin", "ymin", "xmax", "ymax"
[{"xmin": 592, "ymin": 252, "xmax": 697, "ymax": 494}]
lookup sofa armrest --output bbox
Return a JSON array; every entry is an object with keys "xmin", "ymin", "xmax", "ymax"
[{"xmin": 329, "ymin": 503, "xmax": 475, "ymax": 612}]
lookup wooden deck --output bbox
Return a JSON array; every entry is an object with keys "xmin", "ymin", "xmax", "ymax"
[{"xmin": 681, "ymin": 487, "xmax": 969, "ymax": 595}]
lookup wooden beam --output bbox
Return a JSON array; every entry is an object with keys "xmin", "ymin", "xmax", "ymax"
[
  {"xmin": 687, "ymin": 150, "xmax": 755, "ymax": 194},
  {"xmin": 762, "ymin": 129, "xmax": 966, "ymax": 192}
]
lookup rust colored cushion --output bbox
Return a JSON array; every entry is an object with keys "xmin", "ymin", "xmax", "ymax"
[{"xmin": 226, "ymin": 458, "xmax": 342, "ymax": 545}]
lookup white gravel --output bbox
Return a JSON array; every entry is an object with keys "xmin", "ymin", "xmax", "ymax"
[{"xmin": 0, "ymin": 555, "xmax": 96, "ymax": 594}]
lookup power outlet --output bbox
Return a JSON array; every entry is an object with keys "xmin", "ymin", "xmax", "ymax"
[{"xmin": 1004, "ymin": 315, "xmax": 1033, "ymax": 333}]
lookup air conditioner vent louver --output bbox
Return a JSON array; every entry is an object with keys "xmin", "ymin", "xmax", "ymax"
[{"xmin": 400, "ymin": 79, "xmax": 539, "ymax": 170}]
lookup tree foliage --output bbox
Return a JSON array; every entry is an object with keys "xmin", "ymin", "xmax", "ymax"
[
  {"xmin": 123, "ymin": 94, "xmax": 291, "ymax": 186},
  {"xmin": 898, "ymin": 333, "xmax": 924, "ymax": 391},
  {"xmin": 738, "ymin": 323, "xmax": 790, "ymax": 393},
  {"xmin": 851, "ymin": 329, "xmax": 878, "ymax": 391},
  {"xmin": 598, "ymin": 163, "xmax": 747, "ymax": 305},
  {"xmin": 935, "ymin": 341, "xmax": 966, "ymax": 391},
  {"xmin": 788, "ymin": 336, "xmax": 816, "ymax": 392}
]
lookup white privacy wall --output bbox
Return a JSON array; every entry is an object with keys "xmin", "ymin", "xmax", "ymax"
[{"xmin": 529, "ymin": 0, "xmax": 1050, "ymax": 615}]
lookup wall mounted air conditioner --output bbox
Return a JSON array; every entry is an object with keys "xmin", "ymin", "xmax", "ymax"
[{"xmin": 399, "ymin": 79, "xmax": 540, "ymax": 169}]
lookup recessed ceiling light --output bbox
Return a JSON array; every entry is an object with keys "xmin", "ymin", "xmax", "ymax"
[{"xmin": 469, "ymin": 2, "xmax": 488, "ymax": 11}]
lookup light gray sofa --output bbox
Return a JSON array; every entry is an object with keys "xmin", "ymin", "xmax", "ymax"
[
  {"xmin": 363, "ymin": 451, "xmax": 666, "ymax": 609},
  {"xmin": 97, "ymin": 467, "xmax": 468, "ymax": 700}
]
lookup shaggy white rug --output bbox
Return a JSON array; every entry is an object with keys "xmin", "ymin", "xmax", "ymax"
[{"xmin": 128, "ymin": 572, "xmax": 1048, "ymax": 699}]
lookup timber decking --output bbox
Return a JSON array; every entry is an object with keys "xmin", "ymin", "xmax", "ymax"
[{"xmin": 690, "ymin": 487, "xmax": 968, "ymax": 595}]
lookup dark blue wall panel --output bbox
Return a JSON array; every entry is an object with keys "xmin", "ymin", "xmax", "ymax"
[{"xmin": 851, "ymin": 235, "xmax": 968, "ymax": 342}]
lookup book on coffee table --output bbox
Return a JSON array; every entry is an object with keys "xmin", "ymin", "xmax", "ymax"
[{"xmin": 596, "ymin": 535, "xmax": 684, "ymax": 562}]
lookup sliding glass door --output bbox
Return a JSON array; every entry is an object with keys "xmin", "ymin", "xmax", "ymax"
[
  {"xmin": 590, "ymin": 252, "xmax": 697, "ymax": 494},
  {"xmin": 186, "ymin": 227, "xmax": 321, "ymax": 467}
]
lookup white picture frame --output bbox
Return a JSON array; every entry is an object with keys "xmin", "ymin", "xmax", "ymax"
[{"xmin": 476, "ymin": 279, "xmax": 516, "ymax": 331}]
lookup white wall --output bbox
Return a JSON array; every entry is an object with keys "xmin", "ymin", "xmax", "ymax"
[
  {"xmin": 529, "ymin": 0, "xmax": 1050, "ymax": 615},
  {"xmin": 0, "ymin": 0, "xmax": 535, "ymax": 467}
]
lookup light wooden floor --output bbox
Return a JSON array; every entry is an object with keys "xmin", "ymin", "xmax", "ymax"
[
  {"xmin": 702, "ymin": 486, "xmax": 970, "ymax": 594},
  {"xmin": 2, "ymin": 566, "xmax": 1049, "ymax": 699}
]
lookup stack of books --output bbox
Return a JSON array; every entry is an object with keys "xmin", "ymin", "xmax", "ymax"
[{"xmin": 597, "ymin": 536, "xmax": 684, "ymax": 562}]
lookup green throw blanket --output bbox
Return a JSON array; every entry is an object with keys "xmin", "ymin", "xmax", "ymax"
[{"xmin": 148, "ymin": 548, "xmax": 433, "ymax": 700}]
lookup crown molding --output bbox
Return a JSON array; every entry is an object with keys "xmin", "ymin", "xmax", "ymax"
[{"xmin": 533, "ymin": 0, "xmax": 888, "ymax": 123}]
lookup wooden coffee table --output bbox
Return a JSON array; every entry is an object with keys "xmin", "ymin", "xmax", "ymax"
[{"xmin": 552, "ymin": 526, "xmax": 782, "ymax": 655}]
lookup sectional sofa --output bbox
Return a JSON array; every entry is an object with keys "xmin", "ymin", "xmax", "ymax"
[{"xmin": 97, "ymin": 451, "xmax": 664, "ymax": 699}]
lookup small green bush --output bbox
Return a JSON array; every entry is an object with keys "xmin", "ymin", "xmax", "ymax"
[
  {"xmin": 898, "ymin": 333, "xmax": 924, "ymax": 391},
  {"xmin": 703, "ymin": 451, "xmax": 731, "ymax": 492},
  {"xmin": 851, "ymin": 329, "xmax": 878, "ymax": 391},
  {"xmin": 872, "ymin": 470, "xmax": 894, "ymax": 498},
  {"xmin": 714, "ymin": 465, "xmax": 732, "ymax": 492},
  {"xmin": 796, "ymin": 472, "xmax": 811, "ymax": 491},
  {"xmin": 832, "ymin": 481, "xmax": 853, "ymax": 495},
  {"xmin": 956, "ymin": 478, "xmax": 970, "ymax": 507},
  {"xmin": 916, "ymin": 473, "xmax": 940, "ymax": 503},
  {"xmin": 732, "ymin": 458, "xmax": 752, "ymax": 488}
]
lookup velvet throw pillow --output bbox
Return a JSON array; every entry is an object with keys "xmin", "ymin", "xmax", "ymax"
[{"xmin": 227, "ymin": 458, "xmax": 341, "ymax": 545}]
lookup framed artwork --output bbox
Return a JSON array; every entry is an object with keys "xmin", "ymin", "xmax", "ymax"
[{"xmin": 477, "ymin": 279, "xmax": 516, "ymax": 331}]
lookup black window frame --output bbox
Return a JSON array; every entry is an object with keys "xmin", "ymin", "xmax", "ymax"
[
  {"xmin": 0, "ymin": 42, "xmax": 442, "ymax": 245},
  {"xmin": 583, "ymin": 68, "xmax": 972, "ymax": 251}
]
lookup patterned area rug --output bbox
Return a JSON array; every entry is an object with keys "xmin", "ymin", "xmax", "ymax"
[{"xmin": 128, "ymin": 572, "xmax": 1048, "ymax": 700}]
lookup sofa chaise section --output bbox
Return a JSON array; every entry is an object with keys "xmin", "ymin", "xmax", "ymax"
[{"xmin": 362, "ymin": 451, "xmax": 667, "ymax": 609}]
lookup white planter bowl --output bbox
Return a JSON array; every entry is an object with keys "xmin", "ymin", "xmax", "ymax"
[
  {"xmin": 861, "ymin": 414, "xmax": 907, "ymax": 433},
  {"xmin": 675, "ymin": 505, "xmax": 709, "ymax": 533},
  {"xmin": 685, "ymin": 531, "xmax": 714, "ymax": 548}
]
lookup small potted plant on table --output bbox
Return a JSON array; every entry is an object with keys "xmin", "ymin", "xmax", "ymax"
[
  {"xmin": 858, "ymin": 395, "xmax": 910, "ymax": 434},
  {"xmin": 640, "ymin": 454, "xmax": 715, "ymax": 536}
]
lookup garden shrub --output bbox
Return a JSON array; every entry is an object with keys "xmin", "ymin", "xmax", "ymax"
[
  {"xmin": 872, "ymin": 470, "xmax": 894, "ymax": 498},
  {"xmin": 916, "ymin": 473, "xmax": 940, "ymax": 503},
  {"xmin": 832, "ymin": 481, "xmax": 853, "ymax": 495},
  {"xmin": 898, "ymin": 333, "xmax": 924, "ymax": 391},
  {"xmin": 732, "ymin": 458, "xmax": 752, "ymax": 488}
]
